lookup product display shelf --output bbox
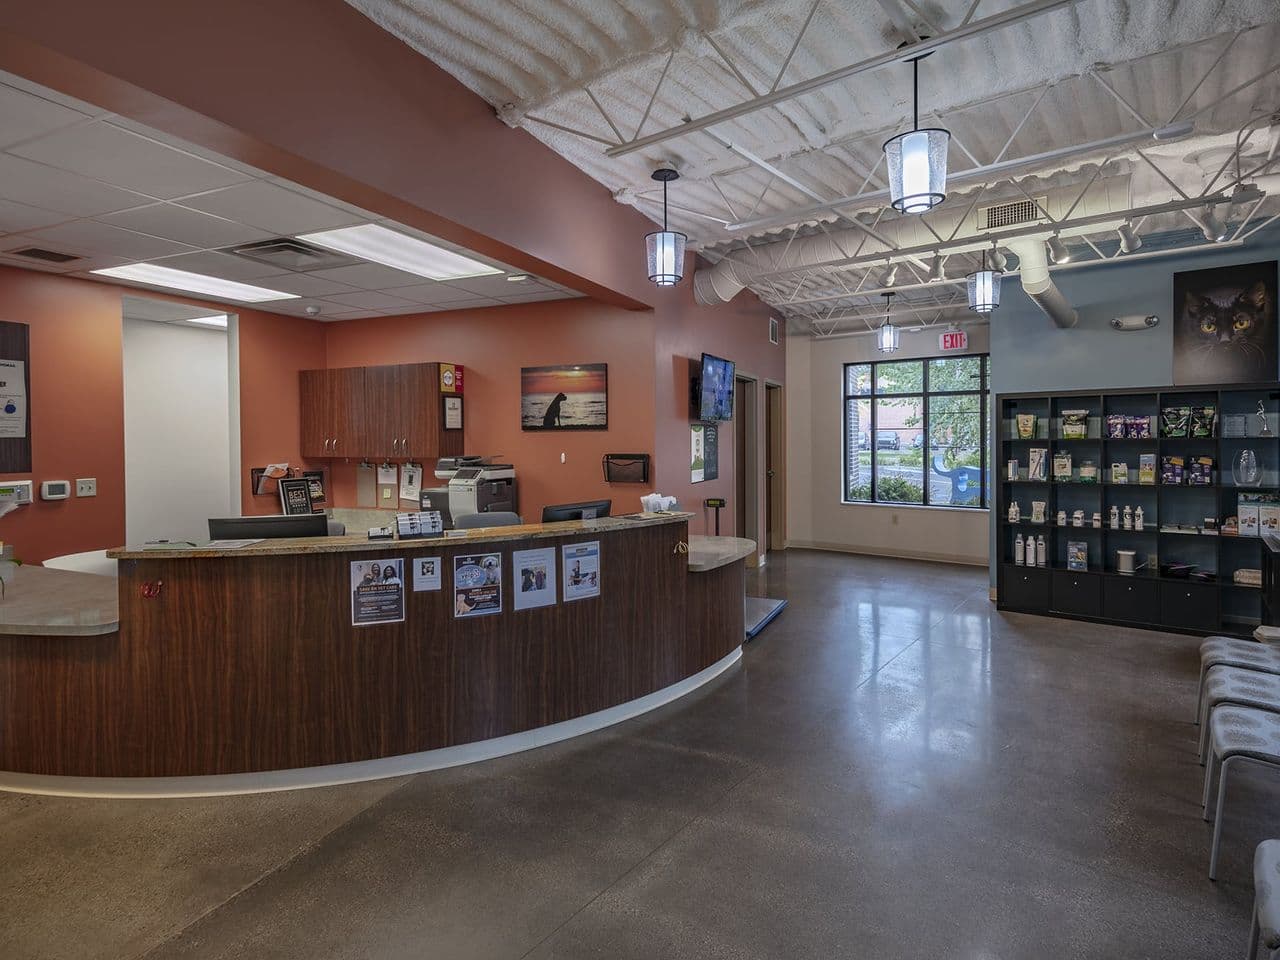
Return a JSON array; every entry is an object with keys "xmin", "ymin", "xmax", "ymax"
[{"xmin": 999, "ymin": 381, "xmax": 1280, "ymax": 638}]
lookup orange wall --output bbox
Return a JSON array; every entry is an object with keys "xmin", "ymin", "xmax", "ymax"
[
  {"xmin": 0, "ymin": 266, "xmax": 325, "ymax": 561},
  {"xmin": 320, "ymin": 298, "xmax": 656, "ymax": 522}
]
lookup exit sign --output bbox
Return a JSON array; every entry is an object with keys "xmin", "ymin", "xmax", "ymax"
[{"xmin": 939, "ymin": 329, "xmax": 968, "ymax": 352}]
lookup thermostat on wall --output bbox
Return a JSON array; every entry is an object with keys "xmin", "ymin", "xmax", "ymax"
[{"xmin": 40, "ymin": 480, "xmax": 71, "ymax": 501}]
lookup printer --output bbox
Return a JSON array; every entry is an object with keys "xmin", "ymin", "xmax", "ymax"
[{"xmin": 429, "ymin": 456, "xmax": 518, "ymax": 521}]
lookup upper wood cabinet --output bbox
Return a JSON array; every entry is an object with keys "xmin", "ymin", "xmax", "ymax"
[{"xmin": 300, "ymin": 362, "xmax": 462, "ymax": 460}]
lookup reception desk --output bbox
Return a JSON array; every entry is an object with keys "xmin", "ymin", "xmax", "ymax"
[{"xmin": 0, "ymin": 515, "xmax": 753, "ymax": 796}]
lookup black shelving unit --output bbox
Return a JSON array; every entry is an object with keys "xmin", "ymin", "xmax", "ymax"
[{"xmin": 997, "ymin": 382, "xmax": 1280, "ymax": 638}]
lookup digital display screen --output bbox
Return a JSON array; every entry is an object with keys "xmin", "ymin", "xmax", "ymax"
[{"xmin": 699, "ymin": 353, "xmax": 735, "ymax": 421}]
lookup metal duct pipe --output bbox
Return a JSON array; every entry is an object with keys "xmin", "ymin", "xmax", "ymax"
[
  {"xmin": 1005, "ymin": 237, "xmax": 1077, "ymax": 328},
  {"xmin": 694, "ymin": 228, "xmax": 867, "ymax": 305}
]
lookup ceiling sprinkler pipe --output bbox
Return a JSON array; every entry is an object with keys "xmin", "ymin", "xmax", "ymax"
[{"xmin": 1005, "ymin": 237, "xmax": 1077, "ymax": 328}]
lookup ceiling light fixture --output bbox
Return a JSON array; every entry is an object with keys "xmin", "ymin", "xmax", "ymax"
[
  {"xmin": 883, "ymin": 53, "xmax": 950, "ymax": 215},
  {"xmin": 1117, "ymin": 221, "xmax": 1142, "ymax": 254},
  {"xmin": 92, "ymin": 263, "xmax": 299, "ymax": 303},
  {"xmin": 1191, "ymin": 205, "xmax": 1228, "ymax": 243},
  {"xmin": 880, "ymin": 261, "xmax": 898, "ymax": 287},
  {"xmin": 297, "ymin": 224, "xmax": 502, "ymax": 280},
  {"xmin": 182, "ymin": 314, "xmax": 229, "ymax": 329},
  {"xmin": 966, "ymin": 250, "xmax": 1001, "ymax": 314},
  {"xmin": 877, "ymin": 291, "xmax": 899, "ymax": 354},
  {"xmin": 1046, "ymin": 234, "xmax": 1071, "ymax": 264},
  {"xmin": 988, "ymin": 244, "xmax": 1008, "ymax": 273},
  {"xmin": 927, "ymin": 253, "xmax": 946, "ymax": 283},
  {"xmin": 505, "ymin": 273, "xmax": 533, "ymax": 283},
  {"xmin": 646, "ymin": 168, "xmax": 687, "ymax": 286}
]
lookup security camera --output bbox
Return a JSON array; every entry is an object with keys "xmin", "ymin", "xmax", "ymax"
[
  {"xmin": 1110, "ymin": 314, "xmax": 1159, "ymax": 331},
  {"xmin": 305, "ymin": 305, "xmax": 321, "ymax": 317}
]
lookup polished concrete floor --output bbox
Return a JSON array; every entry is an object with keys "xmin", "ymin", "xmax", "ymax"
[{"xmin": 1, "ymin": 550, "xmax": 1269, "ymax": 959}]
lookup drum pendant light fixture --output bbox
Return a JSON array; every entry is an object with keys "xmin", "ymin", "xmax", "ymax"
[
  {"xmin": 966, "ymin": 250, "xmax": 1001, "ymax": 314},
  {"xmin": 883, "ymin": 53, "xmax": 950, "ymax": 215},
  {"xmin": 646, "ymin": 168, "xmax": 687, "ymax": 286},
  {"xmin": 877, "ymin": 291, "xmax": 900, "ymax": 354}
]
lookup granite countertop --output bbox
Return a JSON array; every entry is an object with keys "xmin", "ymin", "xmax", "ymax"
[
  {"xmin": 0, "ymin": 564, "xmax": 119, "ymax": 637},
  {"xmin": 687, "ymin": 535, "xmax": 756, "ymax": 572},
  {"xmin": 109, "ymin": 512, "xmax": 695, "ymax": 560}
]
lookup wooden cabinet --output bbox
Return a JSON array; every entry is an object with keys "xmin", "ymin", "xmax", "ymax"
[
  {"xmin": 1160, "ymin": 581, "xmax": 1219, "ymax": 633},
  {"xmin": 1051, "ymin": 570, "xmax": 1101, "ymax": 618},
  {"xmin": 300, "ymin": 362, "xmax": 462, "ymax": 460},
  {"xmin": 1001, "ymin": 565, "xmax": 1049, "ymax": 611},
  {"xmin": 1102, "ymin": 575, "xmax": 1160, "ymax": 625}
]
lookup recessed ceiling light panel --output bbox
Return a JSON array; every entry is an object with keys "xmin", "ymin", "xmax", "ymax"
[
  {"xmin": 297, "ymin": 224, "xmax": 503, "ymax": 280},
  {"xmin": 92, "ymin": 263, "xmax": 299, "ymax": 303}
]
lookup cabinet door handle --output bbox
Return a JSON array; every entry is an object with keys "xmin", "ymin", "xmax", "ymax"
[
  {"xmin": 392, "ymin": 438, "xmax": 399, "ymax": 455},
  {"xmin": 324, "ymin": 437, "xmax": 332, "ymax": 453},
  {"xmin": 334, "ymin": 438, "xmax": 339, "ymax": 451}
]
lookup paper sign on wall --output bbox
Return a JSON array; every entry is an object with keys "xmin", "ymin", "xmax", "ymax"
[
  {"xmin": 512, "ymin": 546, "xmax": 556, "ymax": 611},
  {"xmin": 351, "ymin": 558, "xmax": 405, "ymax": 626},
  {"xmin": 562, "ymin": 541, "xmax": 600, "ymax": 601},
  {"xmin": 454, "ymin": 553, "xmax": 502, "ymax": 617},
  {"xmin": 412, "ymin": 556, "xmax": 442, "ymax": 592},
  {"xmin": 0, "ymin": 359, "xmax": 28, "ymax": 439},
  {"xmin": 440, "ymin": 363, "xmax": 464, "ymax": 393}
]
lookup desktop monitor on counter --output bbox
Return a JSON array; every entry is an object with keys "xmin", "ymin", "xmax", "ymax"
[
  {"xmin": 541, "ymin": 500, "xmax": 612, "ymax": 523},
  {"xmin": 208, "ymin": 514, "xmax": 329, "ymax": 540}
]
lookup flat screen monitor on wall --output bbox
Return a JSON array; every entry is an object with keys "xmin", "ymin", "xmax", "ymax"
[{"xmin": 698, "ymin": 353, "xmax": 736, "ymax": 421}]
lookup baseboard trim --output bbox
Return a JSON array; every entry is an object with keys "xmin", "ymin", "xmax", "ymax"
[{"xmin": 786, "ymin": 540, "xmax": 987, "ymax": 567}]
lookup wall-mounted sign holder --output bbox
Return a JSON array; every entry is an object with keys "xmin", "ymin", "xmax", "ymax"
[{"xmin": 0, "ymin": 321, "xmax": 31, "ymax": 473}]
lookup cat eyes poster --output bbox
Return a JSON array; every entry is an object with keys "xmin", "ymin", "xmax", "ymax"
[{"xmin": 1173, "ymin": 260, "xmax": 1278, "ymax": 385}]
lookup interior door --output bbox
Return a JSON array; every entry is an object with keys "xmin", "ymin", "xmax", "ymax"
[
  {"xmin": 328, "ymin": 366, "xmax": 367, "ymax": 459},
  {"xmin": 299, "ymin": 368, "xmax": 332, "ymax": 458},
  {"xmin": 766, "ymin": 383, "xmax": 785, "ymax": 551}
]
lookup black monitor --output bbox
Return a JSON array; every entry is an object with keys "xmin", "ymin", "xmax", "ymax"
[
  {"xmin": 541, "ymin": 500, "xmax": 612, "ymax": 523},
  {"xmin": 208, "ymin": 514, "xmax": 329, "ymax": 540}
]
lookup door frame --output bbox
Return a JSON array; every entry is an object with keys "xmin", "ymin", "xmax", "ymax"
[
  {"xmin": 765, "ymin": 380, "xmax": 785, "ymax": 552},
  {"xmin": 734, "ymin": 371, "xmax": 762, "ymax": 566}
]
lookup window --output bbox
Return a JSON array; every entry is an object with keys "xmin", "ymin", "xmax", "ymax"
[{"xmin": 843, "ymin": 354, "xmax": 989, "ymax": 508}]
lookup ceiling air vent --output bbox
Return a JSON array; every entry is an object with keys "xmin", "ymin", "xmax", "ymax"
[
  {"xmin": 222, "ymin": 237, "xmax": 361, "ymax": 273},
  {"xmin": 7, "ymin": 247, "xmax": 80, "ymax": 263},
  {"xmin": 977, "ymin": 197, "xmax": 1048, "ymax": 230}
]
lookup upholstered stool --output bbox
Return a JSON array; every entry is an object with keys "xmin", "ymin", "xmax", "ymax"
[
  {"xmin": 1198, "ymin": 637, "xmax": 1280, "ymax": 723},
  {"xmin": 1199, "ymin": 666, "xmax": 1280, "ymax": 763},
  {"xmin": 1204, "ymin": 706, "xmax": 1280, "ymax": 880},
  {"xmin": 1249, "ymin": 840, "xmax": 1280, "ymax": 958}
]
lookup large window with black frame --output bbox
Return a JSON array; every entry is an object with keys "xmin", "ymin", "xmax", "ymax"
[{"xmin": 843, "ymin": 354, "xmax": 990, "ymax": 508}]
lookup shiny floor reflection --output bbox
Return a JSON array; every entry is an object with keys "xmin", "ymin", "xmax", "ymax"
[{"xmin": 0, "ymin": 550, "xmax": 1264, "ymax": 959}]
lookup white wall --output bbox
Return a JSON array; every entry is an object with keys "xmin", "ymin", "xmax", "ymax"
[
  {"xmin": 787, "ymin": 324, "xmax": 990, "ymax": 566},
  {"xmin": 123, "ymin": 318, "xmax": 233, "ymax": 543}
]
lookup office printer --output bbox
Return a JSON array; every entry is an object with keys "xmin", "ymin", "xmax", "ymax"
[{"xmin": 431, "ymin": 456, "xmax": 518, "ymax": 519}]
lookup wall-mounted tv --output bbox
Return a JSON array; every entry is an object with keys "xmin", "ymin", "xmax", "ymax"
[{"xmin": 697, "ymin": 352, "xmax": 736, "ymax": 421}]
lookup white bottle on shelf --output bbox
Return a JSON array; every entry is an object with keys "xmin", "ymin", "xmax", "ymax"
[
  {"xmin": 1109, "ymin": 505, "xmax": 1119, "ymax": 529},
  {"xmin": 1015, "ymin": 533, "xmax": 1025, "ymax": 565},
  {"xmin": 1008, "ymin": 501, "xmax": 1020, "ymax": 523},
  {"xmin": 1134, "ymin": 506, "xmax": 1144, "ymax": 531},
  {"xmin": 1123, "ymin": 504, "xmax": 1133, "ymax": 530},
  {"xmin": 1036, "ymin": 535, "xmax": 1047, "ymax": 567}
]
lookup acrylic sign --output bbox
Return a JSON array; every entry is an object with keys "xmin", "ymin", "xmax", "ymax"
[{"xmin": 938, "ymin": 330, "xmax": 968, "ymax": 352}]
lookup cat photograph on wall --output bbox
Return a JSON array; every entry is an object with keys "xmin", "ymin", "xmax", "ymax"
[{"xmin": 1173, "ymin": 260, "xmax": 1278, "ymax": 385}]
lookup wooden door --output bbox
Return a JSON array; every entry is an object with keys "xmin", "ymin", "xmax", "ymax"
[
  {"xmin": 362, "ymin": 365, "xmax": 400, "ymax": 459},
  {"xmin": 766, "ymin": 383, "xmax": 785, "ymax": 551},
  {"xmin": 299, "ymin": 369, "xmax": 332, "ymax": 458},
  {"xmin": 328, "ymin": 366, "xmax": 367, "ymax": 459},
  {"xmin": 399, "ymin": 363, "xmax": 437, "ymax": 460}
]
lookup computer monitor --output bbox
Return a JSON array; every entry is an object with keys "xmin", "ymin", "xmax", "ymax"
[
  {"xmin": 541, "ymin": 499, "xmax": 612, "ymax": 523},
  {"xmin": 208, "ymin": 514, "xmax": 329, "ymax": 540}
]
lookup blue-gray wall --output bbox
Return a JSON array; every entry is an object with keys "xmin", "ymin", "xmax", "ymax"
[{"xmin": 988, "ymin": 230, "xmax": 1280, "ymax": 584}]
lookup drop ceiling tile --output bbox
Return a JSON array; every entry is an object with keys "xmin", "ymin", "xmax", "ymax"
[
  {"xmin": 122, "ymin": 296, "xmax": 225, "ymax": 323},
  {"xmin": 0, "ymin": 198, "xmax": 69, "ymax": 235},
  {"xmin": 105, "ymin": 117, "xmax": 266, "ymax": 177},
  {"xmin": 100, "ymin": 203, "xmax": 273, "ymax": 249},
  {"xmin": 324, "ymin": 291, "xmax": 420, "ymax": 310},
  {"xmin": 304, "ymin": 263, "xmax": 428, "ymax": 290},
  {"xmin": 268, "ymin": 178, "xmax": 375, "ymax": 218},
  {"xmin": 378, "ymin": 281, "xmax": 486, "ymax": 305},
  {"xmin": 0, "ymin": 83, "xmax": 91, "ymax": 150},
  {"xmin": 178, "ymin": 181, "xmax": 366, "ymax": 234},
  {"xmin": 8, "ymin": 220, "xmax": 195, "ymax": 262},
  {"xmin": 251, "ymin": 273, "xmax": 361, "ymax": 297},
  {"xmin": 0, "ymin": 153, "xmax": 151, "ymax": 216},
  {"xmin": 439, "ymin": 274, "xmax": 546, "ymax": 297},
  {"xmin": 10, "ymin": 121, "xmax": 251, "ymax": 199},
  {"xmin": 148, "ymin": 250, "xmax": 287, "ymax": 281},
  {"xmin": 433, "ymin": 296, "xmax": 505, "ymax": 310},
  {"xmin": 325, "ymin": 310, "xmax": 380, "ymax": 320},
  {"xmin": 0, "ymin": 71, "xmax": 108, "ymax": 118},
  {"xmin": 499, "ymin": 290, "xmax": 576, "ymax": 304},
  {"xmin": 372, "ymin": 304, "xmax": 437, "ymax": 316}
]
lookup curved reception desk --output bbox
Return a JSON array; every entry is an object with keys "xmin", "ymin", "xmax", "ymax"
[{"xmin": 0, "ymin": 515, "xmax": 753, "ymax": 797}]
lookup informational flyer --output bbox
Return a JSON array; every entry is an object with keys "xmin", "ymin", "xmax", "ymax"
[
  {"xmin": 512, "ymin": 546, "xmax": 556, "ymax": 611},
  {"xmin": 562, "ymin": 541, "xmax": 600, "ymax": 601},
  {"xmin": 400, "ymin": 463, "xmax": 422, "ymax": 502},
  {"xmin": 350, "ymin": 558, "xmax": 405, "ymax": 626},
  {"xmin": 0, "ymin": 359, "xmax": 26, "ymax": 439},
  {"xmin": 690, "ymin": 424, "xmax": 705, "ymax": 483},
  {"xmin": 412, "ymin": 556, "xmax": 442, "ymax": 592},
  {"xmin": 454, "ymin": 553, "xmax": 502, "ymax": 618},
  {"xmin": 377, "ymin": 463, "xmax": 398, "ymax": 485}
]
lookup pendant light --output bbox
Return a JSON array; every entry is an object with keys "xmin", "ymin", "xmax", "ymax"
[
  {"xmin": 966, "ymin": 250, "xmax": 1001, "ymax": 314},
  {"xmin": 876, "ymin": 291, "xmax": 900, "ymax": 354},
  {"xmin": 646, "ymin": 168, "xmax": 687, "ymax": 286},
  {"xmin": 883, "ymin": 53, "xmax": 950, "ymax": 215}
]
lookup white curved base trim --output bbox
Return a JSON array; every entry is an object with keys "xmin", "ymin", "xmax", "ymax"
[{"xmin": 0, "ymin": 647, "xmax": 743, "ymax": 799}]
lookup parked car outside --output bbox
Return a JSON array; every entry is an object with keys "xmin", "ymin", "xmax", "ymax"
[{"xmin": 875, "ymin": 430, "xmax": 900, "ymax": 450}]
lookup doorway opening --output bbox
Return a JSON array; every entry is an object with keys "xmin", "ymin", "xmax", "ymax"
[
  {"xmin": 765, "ymin": 381, "xmax": 785, "ymax": 552},
  {"xmin": 122, "ymin": 296, "xmax": 240, "ymax": 544},
  {"xmin": 734, "ymin": 373, "xmax": 759, "ymax": 564}
]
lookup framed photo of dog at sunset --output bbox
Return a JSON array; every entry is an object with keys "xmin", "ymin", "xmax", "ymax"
[
  {"xmin": 521, "ymin": 364, "xmax": 608, "ymax": 430},
  {"xmin": 1173, "ymin": 260, "xmax": 1277, "ymax": 385}
]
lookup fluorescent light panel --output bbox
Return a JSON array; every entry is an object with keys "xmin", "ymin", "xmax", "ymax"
[
  {"xmin": 298, "ymin": 224, "xmax": 502, "ymax": 280},
  {"xmin": 180, "ymin": 314, "xmax": 228, "ymax": 328},
  {"xmin": 93, "ymin": 263, "xmax": 299, "ymax": 303}
]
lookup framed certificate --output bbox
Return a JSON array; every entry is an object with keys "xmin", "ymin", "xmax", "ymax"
[
  {"xmin": 443, "ymin": 395, "xmax": 463, "ymax": 431},
  {"xmin": 279, "ymin": 477, "xmax": 315, "ymax": 516}
]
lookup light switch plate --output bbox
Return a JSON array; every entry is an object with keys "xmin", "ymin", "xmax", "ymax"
[{"xmin": 75, "ymin": 478, "xmax": 97, "ymax": 498}]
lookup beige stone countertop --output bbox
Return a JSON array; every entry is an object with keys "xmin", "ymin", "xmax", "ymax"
[
  {"xmin": 687, "ymin": 535, "xmax": 756, "ymax": 572},
  {"xmin": 109, "ymin": 512, "xmax": 694, "ymax": 560},
  {"xmin": 0, "ymin": 564, "xmax": 119, "ymax": 636}
]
